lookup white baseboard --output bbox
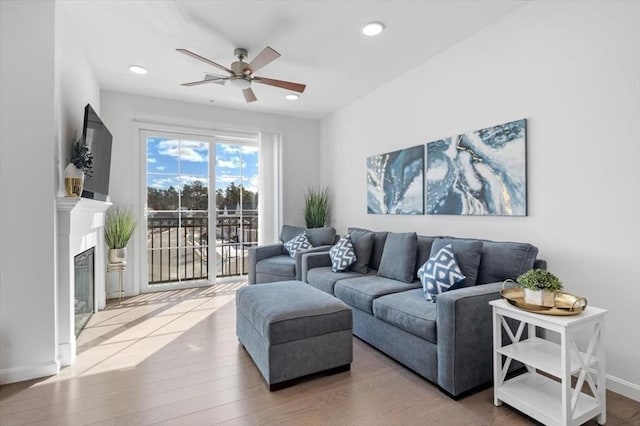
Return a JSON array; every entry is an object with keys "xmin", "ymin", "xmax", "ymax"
[
  {"xmin": 607, "ymin": 374, "xmax": 640, "ymax": 401},
  {"xmin": 0, "ymin": 359, "xmax": 60, "ymax": 385}
]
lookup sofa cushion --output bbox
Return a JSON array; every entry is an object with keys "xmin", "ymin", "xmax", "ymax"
[
  {"xmin": 415, "ymin": 235, "xmax": 438, "ymax": 278},
  {"xmin": 431, "ymin": 238, "xmax": 482, "ymax": 287},
  {"xmin": 377, "ymin": 232, "xmax": 418, "ymax": 283},
  {"xmin": 306, "ymin": 266, "xmax": 369, "ymax": 295},
  {"xmin": 284, "ymin": 232, "xmax": 312, "ymax": 258},
  {"xmin": 348, "ymin": 229, "xmax": 375, "ymax": 274},
  {"xmin": 349, "ymin": 227, "xmax": 388, "ymax": 271},
  {"xmin": 280, "ymin": 224, "xmax": 305, "ymax": 243},
  {"xmin": 329, "ymin": 234, "xmax": 357, "ymax": 272},
  {"xmin": 477, "ymin": 240, "xmax": 539, "ymax": 284},
  {"xmin": 306, "ymin": 227, "xmax": 337, "ymax": 246},
  {"xmin": 334, "ymin": 275, "xmax": 420, "ymax": 314},
  {"xmin": 255, "ymin": 255, "xmax": 296, "ymax": 277},
  {"xmin": 373, "ymin": 289, "xmax": 437, "ymax": 343},
  {"xmin": 418, "ymin": 244, "xmax": 466, "ymax": 301}
]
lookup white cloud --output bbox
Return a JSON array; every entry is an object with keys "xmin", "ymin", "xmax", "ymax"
[
  {"xmin": 155, "ymin": 165, "xmax": 165, "ymax": 171},
  {"xmin": 181, "ymin": 175, "xmax": 209, "ymax": 185},
  {"xmin": 219, "ymin": 144, "xmax": 241, "ymax": 154},
  {"xmin": 216, "ymin": 156, "xmax": 247, "ymax": 169},
  {"xmin": 147, "ymin": 157, "xmax": 157, "ymax": 163},
  {"xmin": 150, "ymin": 177, "xmax": 178, "ymax": 189},
  {"xmin": 158, "ymin": 139, "xmax": 208, "ymax": 162},
  {"xmin": 217, "ymin": 159, "xmax": 238, "ymax": 168}
]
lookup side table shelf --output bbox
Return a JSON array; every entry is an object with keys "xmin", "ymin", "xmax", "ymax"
[{"xmin": 490, "ymin": 299, "xmax": 607, "ymax": 426}]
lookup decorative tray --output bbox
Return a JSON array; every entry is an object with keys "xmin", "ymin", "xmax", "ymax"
[{"xmin": 500, "ymin": 288, "xmax": 587, "ymax": 316}]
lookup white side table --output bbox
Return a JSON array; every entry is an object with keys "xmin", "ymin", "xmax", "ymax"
[{"xmin": 490, "ymin": 299, "xmax": 607, "ymax": 426}]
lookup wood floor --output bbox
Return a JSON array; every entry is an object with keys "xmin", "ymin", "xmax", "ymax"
[{"xmin": 1, "ymin": 281, "xmax": 638, "ymax": 426}]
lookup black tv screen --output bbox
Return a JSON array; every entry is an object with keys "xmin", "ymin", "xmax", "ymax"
[{"xmin": 81, "ymin": 104, "xmax": 112, "ymax": 201}]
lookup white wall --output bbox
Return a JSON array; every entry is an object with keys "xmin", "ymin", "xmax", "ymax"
[
  {"xmin": 55, "ymin": 4, "xmax": 100, "ymax": 196},
  {"xmin": 0, "ymin": 1, "xmax": 59, "ymax": 384},
  {"xmin": 100, "ymin": 91, "xmax": 321, "ymax": 296},
  {"xmin": 0, "ymin": 1, "xmax": 101, "ymax": 384},
  {"xmin": 321, "ymin": 1, "xmax": 640, "ymax": 398}
]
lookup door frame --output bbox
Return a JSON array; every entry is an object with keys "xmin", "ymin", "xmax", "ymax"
[{"xmin": 137, "ymin": 124, "xmax": 259, "ymax": 293}]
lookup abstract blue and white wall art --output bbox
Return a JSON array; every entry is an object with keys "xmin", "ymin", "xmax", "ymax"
[
  {"xmin": 367, "ymin": 145, "xmax": 424, "ymax": 214},
  {"xmin": 426, "ymin": 119, "xmax": 527, "ymax": 216}
]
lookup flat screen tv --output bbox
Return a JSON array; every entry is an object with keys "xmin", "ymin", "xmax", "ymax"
[{"xmin": 81, "ymin": 104, "xmax": 112, "ymax": 201}]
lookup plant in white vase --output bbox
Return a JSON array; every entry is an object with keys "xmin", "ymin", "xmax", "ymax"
[
  {"xmin": 516, "ymin": 269, "xmax": 563, "ymax": 307},
  {"xmin": 64, "ymin": 132, "xmax": 93, "ymax": 197},
  {"xmin": 104, "ymin": 205, "xmax": 137, "ymax": 266}
]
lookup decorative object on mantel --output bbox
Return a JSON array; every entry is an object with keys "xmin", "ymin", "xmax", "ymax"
[
  {"xmin": 426, "ymin": 119, "xmax": 527, "ymax": 216},
  {"xmin": 64, "ymin": 132, "xmax": 93, "ymax": 197},
  {"xmin": 104, "ymin": 204, "xmax": 137, "ymax": 301},
  {"xmin": 367, "ymin": 144, "xmax": 424, "ymax": 215},
  {"xmin": 304, "ymin": 187, "xmax": 330, "ymax": 228}
]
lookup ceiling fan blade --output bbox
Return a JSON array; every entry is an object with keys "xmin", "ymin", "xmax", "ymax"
[
  {"xmin": 246, "ymin": 46, "xmax": 280, "ymax": 74},
  {"xmin": 242, "ymin": 88, "xmax": 258, "ymax": 103},
  {"xmin": 180, "ymin": 76, "xmax": 228, "ymax": 86},
  {"xmin": 253, "ymin": 76, "xmax": 306, "ymax": 93},
  {"xmin": 176, "ymin": 48, "xmax": 234, "ymax": 74}
]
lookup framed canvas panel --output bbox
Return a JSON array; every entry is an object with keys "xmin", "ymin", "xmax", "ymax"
[
  {"xmin": 367, "ymin": 144, "xmax": 424, "ymax": 214},
  {"xmin": 426, "ymin": 119, "xmax": 527, "ymax": 216}
]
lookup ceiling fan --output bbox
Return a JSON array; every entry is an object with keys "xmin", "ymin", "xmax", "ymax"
[{"xmin": 177, "ymin": 46, "xmax": 306, "ymax": 103}]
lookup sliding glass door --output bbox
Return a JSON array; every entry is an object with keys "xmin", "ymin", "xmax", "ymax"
[{"xmin": 140, "ymin": 130, "xmax": 259, "ymax": 291}]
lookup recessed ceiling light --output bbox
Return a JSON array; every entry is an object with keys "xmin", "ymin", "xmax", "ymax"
[
  {"xmin": 362, "ymin": 22, "xmax": 385, "ymax": 36},
  {"xmin": 129, "ymin": 65, "xmax": 148, "ymax": 75},
  {"xmin": 285, "ymin": 94, "xmax": 299, "ymax": 101}
]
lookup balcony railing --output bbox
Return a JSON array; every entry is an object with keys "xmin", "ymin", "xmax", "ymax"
[{"xmin": 147, "ymin": 210, "xmax": 258, "ymax": 284}]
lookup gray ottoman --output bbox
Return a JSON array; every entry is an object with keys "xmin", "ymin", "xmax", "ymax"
[{"xmin": 236, "ymin": 280, "xmax": 353, "ymax": 390}]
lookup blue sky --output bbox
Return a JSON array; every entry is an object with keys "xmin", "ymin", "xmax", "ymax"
[{"xmin": 146, "ymin": 137, "xmax": 259, "ymax": 193}]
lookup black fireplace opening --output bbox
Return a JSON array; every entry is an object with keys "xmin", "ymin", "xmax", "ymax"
[{"xmin": 74, "ymin": 247, "xmax": 95, "ymax": 336}]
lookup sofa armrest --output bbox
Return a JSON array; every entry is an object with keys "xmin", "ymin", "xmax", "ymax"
[
  {"xmin": 300, "ymin": 251, "xmax": 332, "ymax": 282},
  {"xmin": 435, "ymin": 282, "xmax": 503, "ymax": 396},
  {"xmin": 534, "ymin": 259, "xmax": 547, "ymax": 270},
  {"xmin": 248, "ymin": 243, "xmax": 285, "ymax": 284},
  {"xmin": 294, "ymin": 245, "xmax": 333, "ymax": 281}
]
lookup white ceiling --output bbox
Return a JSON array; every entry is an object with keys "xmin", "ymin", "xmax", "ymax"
[{"xmin": 60, "ymin": 1, "xmax": 525, "ymax": 120}]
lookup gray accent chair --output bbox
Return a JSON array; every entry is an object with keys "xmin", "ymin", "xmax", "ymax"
[
  {"xmin": 248, "ymin": 225, "xmax": 339, "ymax": 284},
  {"xmin": 301, "ymin": 229, "xmax": 545, "ymax": 398}
]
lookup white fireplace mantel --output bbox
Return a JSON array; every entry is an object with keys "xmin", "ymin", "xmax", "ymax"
[{"xmin": 56, "ymin": 196, "xmax": 111, "ymax": 366}]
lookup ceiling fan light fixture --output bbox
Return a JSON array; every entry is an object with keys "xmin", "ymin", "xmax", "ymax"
[
  {"xmin": 230, "ymin": 76, "xmax": 251, "ymax": 89},
  {"xmin": 285, "ymin": 94, "xmax": 299, "ymax": 101},
  {"xmin": 362, "ymin": 22, "xmax": 385, "ymax": 36},
  {"xmin": 129, "ymin": 65, "xmax": 148, "ymax": 75}
]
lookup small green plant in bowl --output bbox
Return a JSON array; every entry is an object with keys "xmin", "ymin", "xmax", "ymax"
[{"xmin": 516, "ymin": 269, "xmax": 563, "ymax": 307}]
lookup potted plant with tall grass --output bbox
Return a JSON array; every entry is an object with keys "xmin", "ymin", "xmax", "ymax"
[
  {"xmin": 104, "ymin": 204, "xmax": 137, "ymax": 266},
  {"xmin": 304, "ymin": 187, "xmax": 330, "ymax": 228}
]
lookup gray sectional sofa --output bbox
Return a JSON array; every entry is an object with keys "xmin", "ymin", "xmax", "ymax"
[
  {"xmin": 301, "ymin": 228, "xmax": 545, "ymax": 397},
  {"xmin": 248, "ymin": 225, "xmax": 339, "ymax": 284}
]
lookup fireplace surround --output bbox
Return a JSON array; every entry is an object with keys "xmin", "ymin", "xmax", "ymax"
[{"xmin": 56, "ymin": 197, "xmax": 111, "ymax": 366}]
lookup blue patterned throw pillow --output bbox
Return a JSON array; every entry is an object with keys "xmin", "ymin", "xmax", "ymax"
[
  {"xmin": 284, "ymin": 232, "xmax": 312, "ymax": 258},
  {"xmin": 418, "ymin": 244, "xmax": 466, "ymax": 302},
  {"xmin": 329, "ymin": 233, "xmax": 357, "ymax": 272}
]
